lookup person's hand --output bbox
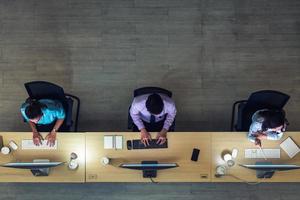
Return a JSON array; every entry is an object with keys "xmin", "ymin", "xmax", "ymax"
[
  {"xmin": 45, "ymin": 130, "xmax": 57, "ymax": 147},
  {"xmin": 140, "ymin": 128, "xmax": 151, "ymax": 147},
  {"xmin": 32, "ymin": 131, "xmax": 43, "ymax": 146},
  {"xmin": 255, "ymin": 138, "xmax": 262, "ymax": 147},
  {"xmin": 156, "ymin": 131, "xmax": 167, "ymax": 145},
  {"xmin": 257, "ymin": 134, "xmax": 267, "ymax": 140}
]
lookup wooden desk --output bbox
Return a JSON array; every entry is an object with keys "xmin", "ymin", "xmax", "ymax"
[
  {"xmin": 0, "ymin": 132, "xmax": 85, "ymax": 182},
  {"xmin": 1, "ymin": 131, "xmax": 299, "ymax": 182},
  {"xmin": 86, "ymin": 132, "xmax": 211, "ymax": 182},
  {"xmin": 211, "ymin": 132, "xmax": 300, "ymax": 182}
]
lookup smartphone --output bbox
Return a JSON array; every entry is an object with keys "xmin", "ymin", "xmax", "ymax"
[
  {"xmin": 127, "ymin": 140, "xmax": 132, "ymax": 150},
  {"xmin": 191, "ymin": 148, "xmax": 200, "ymax": 161}
]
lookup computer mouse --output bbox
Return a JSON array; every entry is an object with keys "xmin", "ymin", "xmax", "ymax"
[{"xmin": 232, "ymin": 148, "xmax": 238, "ymax": 159}]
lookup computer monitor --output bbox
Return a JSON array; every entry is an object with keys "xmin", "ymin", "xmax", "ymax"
[
  {"xmin": 1, "ymin": 160, "xmax": 64, "ymax": 176},
  {"xmin": 239, "ymin": 162, "xmax": 300, "ymax": 178},
  {"xmin": 119, "ymin": 161, "xmax": 178, "ymax": 178}
]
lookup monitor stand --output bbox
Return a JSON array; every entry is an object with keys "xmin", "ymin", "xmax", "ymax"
[
  {"xmin": 31, "ymin": 159, "xmax": 50, "ymax": 176},
  {"xmin": 255, "ymin": 161, "xmax": 275, "ymax": 179},
  {"xmin": 142, "ymin": 161, "xmax": 158, "ymax": 178}
]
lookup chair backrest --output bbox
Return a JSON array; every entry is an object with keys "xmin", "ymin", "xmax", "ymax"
[
  {"xmin": 246, "ymin": 90, "xmax": 290, "ymax": 110},
  {"xmin": 133, "ymin": 87, "xmax": 172, "ymax": 98},
  {"xmin": 25, "ymin": 81, "xmax": 66, "ymax": 102},
  {"xmin": 128, "ymin": 86, "xmax": 174, "ymax": 131},
  {"xmin": 235, "ymin": 90, "xmax": 290, "ymax": 131},
  {"xmin": 24, "ymin": 81, "xmax": 80, "ymax": 132}
]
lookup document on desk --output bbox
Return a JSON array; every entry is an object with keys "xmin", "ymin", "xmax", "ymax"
[
  {"xmin": 104, "ymin": 136, "xmax": 114, "ymax": 149},
  {"xmin": 280, "ymin": 137, "xmax": 300, "ymax": 158},
  {"xmin": 104, "ymin": 135, "xmax": 123, "ymax": 149},
  {"xmin": 115, "ymin": 136, "xmax": 123, "ymax": 149}
]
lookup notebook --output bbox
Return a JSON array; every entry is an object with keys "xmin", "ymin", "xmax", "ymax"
[
  {"xmin": 280, "ymin": 137, "xmax": 300, "ymax": 158},
  {"xmin": 104, "ymin": 135, "xmax": 123, "ymax": 149},
  {"xmin": 104, "ymin": 136, "xmax": 114, "ymax": 149}
]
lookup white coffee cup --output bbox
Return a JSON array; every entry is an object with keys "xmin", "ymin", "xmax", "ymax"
[
  {"xmin": 68, "ymin": 160, "xmax": 79, "ymax": 170},
  {"xmin": 8, "ymin": 140, "xmax": 18, "ymax": 150},
  {"xmin": 223, "ymin": 153, "xmax": 232, "ymax": 162},
  {"xmin": 1, "ymin": 146, "xmax": 10, "ymax": 155},
  {"xmin": 223, "ymin": 153, "xmax": 235, "ymax": 167},
  {"xmin": 101, "ymin": 157, "xmax": 110, "ymax": 165}
]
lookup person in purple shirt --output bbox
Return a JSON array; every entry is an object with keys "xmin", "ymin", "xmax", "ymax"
[{"xmin": 130, "ymin": 93, "xmax": 177, "ymax": 146}]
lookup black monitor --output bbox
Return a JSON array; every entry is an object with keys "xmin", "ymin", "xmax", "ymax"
[
  {"xmin": 239, "ymin": 162, "xmax": 300, "ymax": 178},
  {"xmin": 119, "ymin": 161, "xmax": 178, "ymax": 178},
  {"xmin": 1, "ymin": 160, "xmax": 64, "ymax": 176}
]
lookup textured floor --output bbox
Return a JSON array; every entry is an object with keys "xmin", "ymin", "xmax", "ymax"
[
  {"xmin": 0, "ymin": 0, "xmax": 300, "ymax": 132},
  {"xmin": 0, "ymin": 183, "xmax": 300, "ymax": 200}
]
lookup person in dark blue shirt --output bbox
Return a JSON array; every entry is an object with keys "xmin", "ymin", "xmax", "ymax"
[{"xmin": 21, "ymin": 99, "xmax": 65, "ymax": 146}]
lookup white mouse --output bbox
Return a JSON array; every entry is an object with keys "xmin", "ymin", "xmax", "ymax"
[{"xmin": 232, "ymin": 148, "xmax": 238, "ymax": 159}]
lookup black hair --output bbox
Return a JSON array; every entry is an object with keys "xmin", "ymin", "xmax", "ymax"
[
  {"xmin": 25, "ymin": 99, "xmax": 46, "ymax": 119},
  {"xmin": 260, "ymin": 109, "xmax": 286, "ymax": 131},
  {"xmin": 146, "ymin": 93, "xmax": 164, "ymax": 115}
]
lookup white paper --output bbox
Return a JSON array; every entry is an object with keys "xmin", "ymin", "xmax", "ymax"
[
  {"xmin": 115, "ymin": 136, "xmax": 123, "ymax": 149},
  {"xmin": 280, "ymin": 137, "xmax": 300, "ymax": 158},
  {"xmin": 104, "ymin": 136, "xmax": 114, "ymax": 149}
]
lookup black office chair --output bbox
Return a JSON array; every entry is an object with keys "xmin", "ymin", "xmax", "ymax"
[
  {"xmin": 24, "ymin": 81, "xmax": 80, "ymax": 132},
  {"xmin": 231, "ymin": 90, "xmax": 290, "ymax": 131},
  {"xmin": 128, "ymin": 87, "xmax": 175, "ymax": 131}
]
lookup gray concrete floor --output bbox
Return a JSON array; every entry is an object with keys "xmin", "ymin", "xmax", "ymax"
[
  {"xmin": 0, "ymin": 183, "xmax": 299, "ymax": 200},
  {"xmin": 0, "ymin": 0, "xmax": 300, "ymax": 132}
]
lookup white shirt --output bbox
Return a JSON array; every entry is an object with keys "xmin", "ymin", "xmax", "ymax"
[
  {"xmin": 248, "ymin": 109, "xmax": 284, "ymax": 142},
  {"xmin": 129, "ymin": 94, "xmax": 177, "ymax": 131}
]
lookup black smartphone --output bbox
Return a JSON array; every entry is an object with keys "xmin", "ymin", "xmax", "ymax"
[
  {"xmin": 191, "ymin": 148, "xmax": 200, "ymax": 161},
  {"xmin": 127, "ymin": 140, "xmax": 132, "ymax": 150}
]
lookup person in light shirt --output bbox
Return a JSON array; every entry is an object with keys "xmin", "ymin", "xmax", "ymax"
[
  {"xmin": 248, "ymin": 109, "xmax": 288, "ymax": 147},
  {"xmin": 130, "ymin": 93, "xmax": 177, "ymax": 146},
  {"xmin": 20, "ymin": 99, "xmax": 65, "ymax": 147}
]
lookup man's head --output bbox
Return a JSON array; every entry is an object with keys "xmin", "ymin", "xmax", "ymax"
[
  {"xmin": 146, "ymin": 93, "xmax": 164, "ymax": 115},
  {"xmin": 25, "ymin": 101, "xmax": 43, "ymax": 123}
]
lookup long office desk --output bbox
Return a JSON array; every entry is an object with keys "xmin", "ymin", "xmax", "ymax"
[
  {"xmin": 1, "ymin": 132, "xmax": 300, "ymax": 182},
  {"xmin": 85, "ymin": 132, "xmax": 211, "ymax": 182},
  {"xmin": 0, "ymin": 132, "xmax": 85, "ymax": 182},
  {"xmin": 211, "ymin": 132, "xmax": 300, "ymax": 182}
]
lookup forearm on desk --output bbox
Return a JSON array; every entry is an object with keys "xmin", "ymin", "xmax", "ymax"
[
  {"xmin": 29, "ymin": 121, "xmax": 38, "ymax": 133},
  {"xmin": 53, "ymin": 119, "xmax": 64, "ymax": 131}
]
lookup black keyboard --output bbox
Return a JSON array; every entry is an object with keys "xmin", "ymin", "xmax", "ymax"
[{"xmin": 132, "ymin": 139, "xmax": 168, "ymax": 149}]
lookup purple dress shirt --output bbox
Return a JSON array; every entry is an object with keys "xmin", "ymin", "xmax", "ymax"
[{"xmin": 129, "ymin": 94, "xmax": 177, "ymax": 131}]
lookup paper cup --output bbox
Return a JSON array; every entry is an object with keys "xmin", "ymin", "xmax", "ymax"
[
  {"xmin": 101, "ymin": 157, "xmax": 110, "ymax": 165},
  {"xmin": 1, "ymin": 147, "xmax": 10, "ymax": 155},
  {"xmin": 68, "ymin": 160, "xmax": 79, "ymax": 170},
  {"xmin": 8, "ymin": 140, "xmax": 18, "ymax": 150},
  {"xmin": 223, "ymin": 153, "xmax": 232, "ymax": 162}
]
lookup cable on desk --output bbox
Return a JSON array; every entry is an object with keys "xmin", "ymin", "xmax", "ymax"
[
  {"xmin": 226, "ymin": 174, "xmax": 262, "ymax": 185},
  {"xmin": 150, "ymin": 177, "xmax": 158, "ymax": 184}
]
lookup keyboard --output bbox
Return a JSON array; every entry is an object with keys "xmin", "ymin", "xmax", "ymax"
[
  {"xmin": 132, "ymin": 139, "xmax": 168, "ymax": 149},
  {"xmin": 245, "ymin": 149, "xmax": 280, "ymax": 159},
  {"xmin": 21, "ymin": 140, "xmax": 58, "ymax": 150}
]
